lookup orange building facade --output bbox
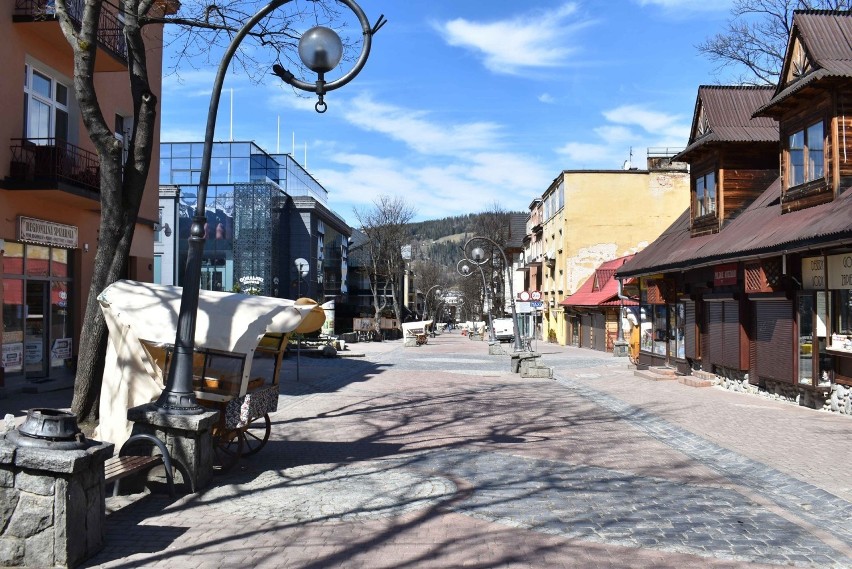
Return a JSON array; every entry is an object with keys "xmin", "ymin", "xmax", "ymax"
[{"xmin": 0, "ymin": 2, "xmax": 162, "ymax": 388}]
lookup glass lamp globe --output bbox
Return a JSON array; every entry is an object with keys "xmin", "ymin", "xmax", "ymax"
[
  {"xmin": 472, "ymin": 247, "xmax": 485, "ymax": 263},
  {"xmin": 299, "ymin": 26, "xmax": 343, "ymax": 73}
]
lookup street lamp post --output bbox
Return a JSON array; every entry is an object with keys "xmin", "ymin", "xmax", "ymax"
[
  {"xmin": 294, "ymin": 258, "xmax": 309, "ymax": 382},
  {"xmin": 465, "ymin": 237, "xmax": 523, "ymax": 352},
  {"xmin": 457, "ymin": 259, "xmax": 496, "ymax": 344},
  {"xmin": 422, "ymin": 284, "xmax": 442, "ymax": 322},
  {"xmin": 154, "ymin": 0, "xmax": 384, "ymax": 414}
]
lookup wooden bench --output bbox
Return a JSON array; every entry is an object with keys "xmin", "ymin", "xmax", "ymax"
[{"xmin": 104, "ymin": 433, "xmax": 176, "ymax": 498}]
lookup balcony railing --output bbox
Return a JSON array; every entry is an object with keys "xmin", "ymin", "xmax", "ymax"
[
  {"xmin": 9, "ymin": 138, "xmax": 101, "ymax": 194},
  {"xmin": 14, "ymin": 0, "xmax": 128, "ymax": 63}
]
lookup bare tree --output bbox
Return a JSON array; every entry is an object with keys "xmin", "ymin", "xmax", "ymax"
[
  {"xmin": 697, "ymin": 0, "xmax": 852, "ymax": 85},
  {"xmin": 353, "ymin": 195, "xmax": 416, "ymax": 332},
  {"xmin": 470, "ymin": 203, "xmax": 510, "ymax": 316},
  {"xmin": 51, "ymin": 0, "xmax": 358, "ymax": 421},
  {"xmin": 411, "ymin": 260, "xmax": 444, "ymax": 319}
]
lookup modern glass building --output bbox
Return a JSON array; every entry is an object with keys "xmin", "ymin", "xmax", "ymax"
[{"xmin": 157, "ymin": 142, "xmax": 351, "ymax": 323}]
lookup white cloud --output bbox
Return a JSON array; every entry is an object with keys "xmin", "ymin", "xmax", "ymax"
[
  {"xmin": 635, "ymin": 0, "xmax": 731, "ymax": 11},
  {"xmin": 318, "ymin": 146, "xmax": 552, "ymax": 220},
  {"xmin": 434, "ymin": 3, "xmax": 594, "ymax": 75},
  {"xmin": 159, "ymin": 126, "xmax": 205, "ymax": 142},
  {"xmin": 309, "ymin": 94, "xmax": 555, "ymax": 219},
  {"xmin": 340, "ymin": 94, "xmax": 505, "ymax": 156},
  {"xmin": 603, "ymin": 104, "xmax": 688, "ymax": 140},
  {"xmin": 539, "ymin": 93, "xmax": 556, "ymax": 104},
  {"xmin": 162, "ymin": 69, "xmax": 217, "ymax": 99},
  {"xmin": 592, "ymin": 125, "xmax": 637, "ymax": 145},
  {"xmin": 555, "ymin": 142, "xmax": 618, "ymax": 166},
  {"xmin": 555, "ymin": 104, "xmax": 690, "ymax": 168}
]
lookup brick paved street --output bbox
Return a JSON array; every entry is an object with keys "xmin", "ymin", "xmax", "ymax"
[{"xmin": 4, "ymin": 331, "xmax": 851, "ymax": 568}]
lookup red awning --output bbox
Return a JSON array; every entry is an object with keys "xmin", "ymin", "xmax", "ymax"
[{"xmin": 560, "ymin": 256, "xmax": 638, "ymax": 308}]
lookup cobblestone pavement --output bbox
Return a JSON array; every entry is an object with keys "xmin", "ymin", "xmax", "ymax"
[{"xmin": 5, "ymin": 333, "xmax": 850, "ymax": 568}]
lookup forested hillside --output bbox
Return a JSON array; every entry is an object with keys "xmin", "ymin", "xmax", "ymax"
[{"xmin": 404, "ymin": 212, "xmax": 525, "ymax": 267}]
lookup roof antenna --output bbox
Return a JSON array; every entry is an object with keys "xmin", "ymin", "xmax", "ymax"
[{"xmin": 623, "ymin": 146, "xmax": 633, "ymax": 170}]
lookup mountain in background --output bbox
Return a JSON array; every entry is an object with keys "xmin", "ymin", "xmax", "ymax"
[{"xmin": 404, "ymin": 212, "xmax": 526, "ymax": 267}]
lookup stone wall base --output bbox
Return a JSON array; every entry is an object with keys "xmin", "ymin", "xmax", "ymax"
[{"xmin": 715, "ymin": 375, "xmax": 851, "ymax": 416}]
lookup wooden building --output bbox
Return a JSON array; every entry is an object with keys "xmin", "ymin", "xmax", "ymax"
[{"xmin": 617, "ymin": 10, "xmax": 852, "ymax": 411}]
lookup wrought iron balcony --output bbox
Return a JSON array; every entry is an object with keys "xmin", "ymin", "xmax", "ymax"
[
  {"xmin": 13, "ymin": 0, "xmax": 128, "ymax": 64},
  {"xmin": 8, "ymin": 138, "xmax": 101, "ymax": 194}
]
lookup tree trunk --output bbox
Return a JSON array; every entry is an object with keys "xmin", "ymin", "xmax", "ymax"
[{"xmin": 62, "ymin": 0, "xmax": 156, "ymax": 421}]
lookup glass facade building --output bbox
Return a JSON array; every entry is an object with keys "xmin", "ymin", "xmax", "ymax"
[{"xmin": 158, "ymin": 142, "xmax": 350, "ymax": 312}]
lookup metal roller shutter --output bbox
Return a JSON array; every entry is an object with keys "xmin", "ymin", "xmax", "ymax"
[
  {"xmin": 721, "ymin": 301, "xmax": 740, "ymax": 369},
  {"xmin": 755, "ymin": 300, "xmax": 794, "ymax": 383},
  {"xmin": 684, "ymin": 301, "xmax": 696, "ymax": 359},
  {"xmin": 705, "ymin": 302, "xmax": 724, "ymax": 367}
]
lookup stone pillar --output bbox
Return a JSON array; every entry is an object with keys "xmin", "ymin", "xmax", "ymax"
[
  {"xmin": 612, "ymin": 339, "xmax": 629, "ymax": 357},
  {"xmin": 0, "ymin": 436, "xmax": 113, "ymax": 568},
  {"xmin": 126, "ymin": 404, "xmax": 218, "ymax": 492}
]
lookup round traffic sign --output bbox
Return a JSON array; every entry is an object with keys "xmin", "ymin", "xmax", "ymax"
[
  {"xmin": 531, "ymin": 290, "xmax": 542, "ymax": 301},
  {"xmin": 519, "ymin": 291, "xmax": 531, "ymax": 301}
]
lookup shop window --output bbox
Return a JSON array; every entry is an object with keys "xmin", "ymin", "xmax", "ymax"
[
  {"xmin": 670, "ymin": 302, "xmax": 685, "ymax": 359},
  {"xmin": 2, "ymin": 242, "xmax": 24, "ymax": 275},
  {"xmin": 830, "ymin": 290, "xmax": 852, "ymax": 353},
  {"xmin": 51, "ymin": 248, "xmax": 68, "ymax": 278},
  {"xmin": 2, "ymin": 279, "xmax": 25, "ymax": 374},
  {"xmin": 25, "ymin": 245, "xmax": 50, "ymax": 277},
  {"xmin": 800, "ymin": 292, "xmax": 831, "ymax": 386},
  {"xmin": 640, "ymin": 305, "xmax": 668, "ymax": 356}
]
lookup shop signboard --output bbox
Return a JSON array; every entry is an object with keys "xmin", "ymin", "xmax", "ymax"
[
  {"xmin": 18, "ymin": 216, "xmax": 78, "ymax": 248},
  {"xmin": 801, "ymin": 256, "xmax": 825, "ymax": 290},
  {"xmin": 827, "ymin": 253, "xmax": 852, "ymax": 290},
  {"xmin": 713, "ymin": 263, "xmax": 738, "ymax": 287}
]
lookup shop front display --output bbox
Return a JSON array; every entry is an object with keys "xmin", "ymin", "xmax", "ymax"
[{"xmin": 1, "ymin": 239, "xmax": 74, "ymax": 382}]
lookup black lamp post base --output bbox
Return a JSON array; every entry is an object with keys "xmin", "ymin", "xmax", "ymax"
[{"xmin": 154, "ymin": 391, "xmax": 206, "ymax": 415}]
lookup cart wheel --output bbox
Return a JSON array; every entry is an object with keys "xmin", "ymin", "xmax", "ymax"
[
  {"xmin": 212, "ymin": 428, "xmax": 243, "ymax": 473},
  {"xmin": 240, "ymin": 413, "xmax": 271, "ymax": 456}
]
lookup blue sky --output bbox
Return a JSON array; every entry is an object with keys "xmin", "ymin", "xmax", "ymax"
[{"xmin": 159, "ymin": 0, "xmax": 740, "ymax": 224}]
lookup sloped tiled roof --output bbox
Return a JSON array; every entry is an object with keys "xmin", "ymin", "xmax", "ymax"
[
  {"xmin": 507, "ymin": 213, "xmax": 527, "ymax": 250},
  {"xmin": 616, "ymin": 178, "xmax": 852, "ymax": 278},
  {"xmin": 755, "ymin": 10, "xmax": 852, "ymax": 117},
  {"xmin": 675, "ymin": 86, "xmax": 777, "ymax": 161},
  {"xmin": 561, "ymin": 256, "xmax": 637, "ymax": 307}
]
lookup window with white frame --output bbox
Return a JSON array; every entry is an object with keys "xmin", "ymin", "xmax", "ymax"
[
  {"xmin": 24, "ymin": 63, "xmax": 69, "ymax": 143},
  {"xmin": 788, "ymin": 120, "xmax": 824, "ymax": 187},
  {"xmin": 695, "ymin": 170, "xmax": 716, "ymax": 217}
]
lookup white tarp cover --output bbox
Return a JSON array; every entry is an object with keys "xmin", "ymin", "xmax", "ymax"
[
  {"xmin": 95, "ymin": 280, "xmax": 320, "ymax": 448},
  {"xmin": 401, "ymin": 320, "xmax": 433, "ymax": 336}
]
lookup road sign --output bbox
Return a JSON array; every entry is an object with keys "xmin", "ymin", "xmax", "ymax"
[
  {"xmin": 519, "ymin": 291, "xmax": 531, "ymax": 302},
  {"xmin": 531, "ymin": 291, "xmax": 542, "ymax": 301},
  {"xmin": 530, "ymin": 300, "xmax": 543, "ymax": 308}
]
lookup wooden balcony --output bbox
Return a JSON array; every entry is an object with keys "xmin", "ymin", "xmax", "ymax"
[
  {"xmin": 6, "ymin": 138, "xmax": 101, "ymax": 199},
  {"xmin": 13, "ymin": 0, "xmax": 128, "ymax": 71}
]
